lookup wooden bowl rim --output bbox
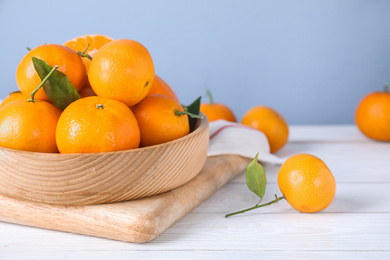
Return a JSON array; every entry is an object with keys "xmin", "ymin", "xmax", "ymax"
[{"xmin": 0, "ymin": 112, "xmax": 209, "ymax": 157}]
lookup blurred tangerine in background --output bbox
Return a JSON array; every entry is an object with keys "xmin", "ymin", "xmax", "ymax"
[
  {"xmin": 200, "ymin": 89, "xmax": 236, "ymax": 122},
  {"xmin": 355, "ymin": 84, "xmax": 390, "ymax": 141},
  {"xmin": 241, "ymin": 106, "xmax": 289, "ymax": 153}
]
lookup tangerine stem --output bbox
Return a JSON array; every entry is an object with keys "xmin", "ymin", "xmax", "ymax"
[
  {"xmin": 225, "ymin": 194, "xmax": 286, "ymax": 218},
  {"xmin": 384, "ymin": 83, "xmax": 389, "ymax": 93},
  {"xmin": 77, "ymin": 43, "xmax": 93, "ymax": 61},
  {"xmin": 28, "ymin": 65, "xmax": 59, "ymax": 102},
  {"xmin": 175, "ymin": 108, "xmax": 202, "ymax": 119},
  {"xmin": 78, "ymin": 51, "xmax": 93, "ymax": 61},
  {"xmin": 82, "ymin": 43, "xmax": 90, "ymax": 53},
  {"xmin": 96, "ymin": 104, "xmax": 105, "ymax": 110},
  {"xmin": 205, "ymin": 88, "xmax": 214, "ymax": 104}
]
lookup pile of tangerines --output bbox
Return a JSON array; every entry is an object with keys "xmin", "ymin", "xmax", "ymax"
[
  {"xmin": 2, "ymin": 32, "xmax": 386, "ymax": 216},
  {"xmin": 0, "ymin": 33, "xmax": 292, "ymax": 156},
  {"xmin": 0, "ymin": 35, "xmax": 194, "ymax": 154},
  {"xmin": 0, "ymin": 34, "xmax": 340, "ymax": 215}
]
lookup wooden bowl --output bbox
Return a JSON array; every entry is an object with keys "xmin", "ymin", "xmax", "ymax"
[{"xmin": 0, "ymin": 115, "xmax": 209, "ymax": 206}]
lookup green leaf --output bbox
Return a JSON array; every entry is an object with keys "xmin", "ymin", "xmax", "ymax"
[
  {"xmin": 32, "ymin": 57, "xmax": 80, "ymax": 110},
  {"xmin": 185, "ymin": 96, "xmax": 201, "ymax": 132},
  {"xmin": 246, "ymin": 153, "xmax": 267, "ymax": 200}
]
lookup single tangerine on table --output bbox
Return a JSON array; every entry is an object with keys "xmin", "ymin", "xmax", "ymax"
[
  {"xmin": 0, "ymin": 91, "xmax": 27, "ymax": 110},
  {"xmin": 88, "ymin": 39, "xmax": 155, "ymax": 107},
  {"xmin": 241, "ymin": 106, "xmax": 289, "ymax": 153},
  {"xmin": 225, "ymin": 153, "xmax": 336, "ymax": 217},
  {"xmin": 63, "ymin": 34, "xmax": 113, "ymax": 73},
  {"xmin": 278, "ymin": 153, "xmax": 336, "ymax": 213},
  {"xmin": 131, "ymin": 94, "xmax": 190, "ymax": 147},
  {"xmin": 355, "ymin": 85, "xmax": 390, "ymax": 141},
  {"xmin": 200, "ymin": 89, "xmax": 236, "ymax": 122},
  {"xmin": 0, "ymin": 99, "xmax": 61, "ymax": 153},
  {"xmin": 16, "ymin": 44, "xmax": 86, "ymax": 101},
  {"xmin": 146, "ymin": 75, "xmax": 179, "ymax": 102},
  {"xmin": 56, "ymin": 96, "xmax": 140, "ymax": 153}
]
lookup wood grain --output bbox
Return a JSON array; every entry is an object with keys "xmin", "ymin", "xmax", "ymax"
[
  {"xmin": 0, "ymin": 115, "xmax": 209, "ymax": 206},
  {"xmin": 2, "ymin": 250, "xmax": 389, "ymax": 260},
  {"xmin": 0, "ymin": 154, "xmax": 250, "ymax": 243}
]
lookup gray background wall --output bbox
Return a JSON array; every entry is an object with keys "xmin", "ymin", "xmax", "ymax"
[{"xmin": 1, "ymin": 0, "xmax": 390, "ymax": 124}]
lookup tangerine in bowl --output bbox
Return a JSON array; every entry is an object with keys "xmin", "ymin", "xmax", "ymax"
[{"xmin": 0, "ymin": 114, "xmax": 209, "ymax": 206}]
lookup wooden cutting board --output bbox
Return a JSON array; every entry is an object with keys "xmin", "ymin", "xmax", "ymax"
[{"xmin": 0, "ymin": 154, "xmax": 250, "ymax": 243}]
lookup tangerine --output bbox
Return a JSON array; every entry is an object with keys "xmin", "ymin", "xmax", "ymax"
[
  {"xmin": 355, "ymin": 85, "xmax": 390, "ymax": 141},
  {"xmin": 0, "ymin": 99, "xmax": 61, "ymax": 153},
  {"xmin": 16, "ymin": 44, "xmax": 86, "ymax": 101},
  {"xmin": 200, "ymin": 90, "xmax": 236, "ymax": 122},
  {"xmin": 241, "ymin": 106, "xmax": 288, "ymax": 153},
  {"xmin": 78, "ymin": 78, "xmax": 96, "ymax": 98},
  {"xmin": 79, "ymin": 85, "xmax": 97, "ymax": 98},
  {"xmin": 56, "ymin": 96, "xmax": 140, "ymax": 153},
  {"xmin": 0, "ymin": 91, "xmax": 27, "ymax": 110},
  {"xmin": 131, "ymin": 94, "xmax": 189, "ymax": 147},
  {"xmin": 88, "ymin": 39, "xmax": 155, "ymax": 106},
  {"xmin": 278, "ymin": 154, "xmax": 336, "ymax": 213},
  {"xmin": 147, "ymin": 75, "xmax": 179, "ymax": 102},
  {"xmin": 63, "ymin": 34, "xmax": 113, "ymax": 73}
]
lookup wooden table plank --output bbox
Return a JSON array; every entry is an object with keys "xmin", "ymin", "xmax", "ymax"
[
  {"xmin": 275, "ymin": 142, "xmax": 390, "ymax": 183},
  {"xmin": 1, "ymin": 182, "xmax": 389, "ymax": 250},
  {"xmin": 2, "ymin": 250, "xmax": 390, "ymax": 260},
  {"xmin": 155, "ymin": 213, "xmax": 390, "ymax": 251},
  {"xmin": 1, "ymin": 212, "xmax": 389, "ymax": 252},
  {"xmin": 288, "ymin": 125, "xmax": 366, "ymax": 142},
  {"xmin": 194, "ymin": 182, "xmax": 390, "ymax": 214}
]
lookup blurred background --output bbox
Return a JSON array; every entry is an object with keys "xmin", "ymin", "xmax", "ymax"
[{"xmin": 1, "ymin": 0, "xmax": 390, "ymax": 124}]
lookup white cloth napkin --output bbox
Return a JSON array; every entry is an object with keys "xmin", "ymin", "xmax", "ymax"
[{"xmin": 207, "ymin": 120, "xmax": 284, "ymax": 164}]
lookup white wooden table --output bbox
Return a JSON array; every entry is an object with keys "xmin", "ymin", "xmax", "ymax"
[{"xmin": 1, "ymin": 125, "xmax": 389, "ymax": 259}]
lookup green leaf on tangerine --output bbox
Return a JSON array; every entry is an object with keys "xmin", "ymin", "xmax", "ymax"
[
  {"xmin": 246, "ymin": 153, "xmax": 267, "ymax": 201},
  {"xmin": 185, "ymin": 96, "xmax": 201, "ymax": 132},
  {"xmin": 32, "ymin": 57, "xmax": 80, "ymax": 110}
]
